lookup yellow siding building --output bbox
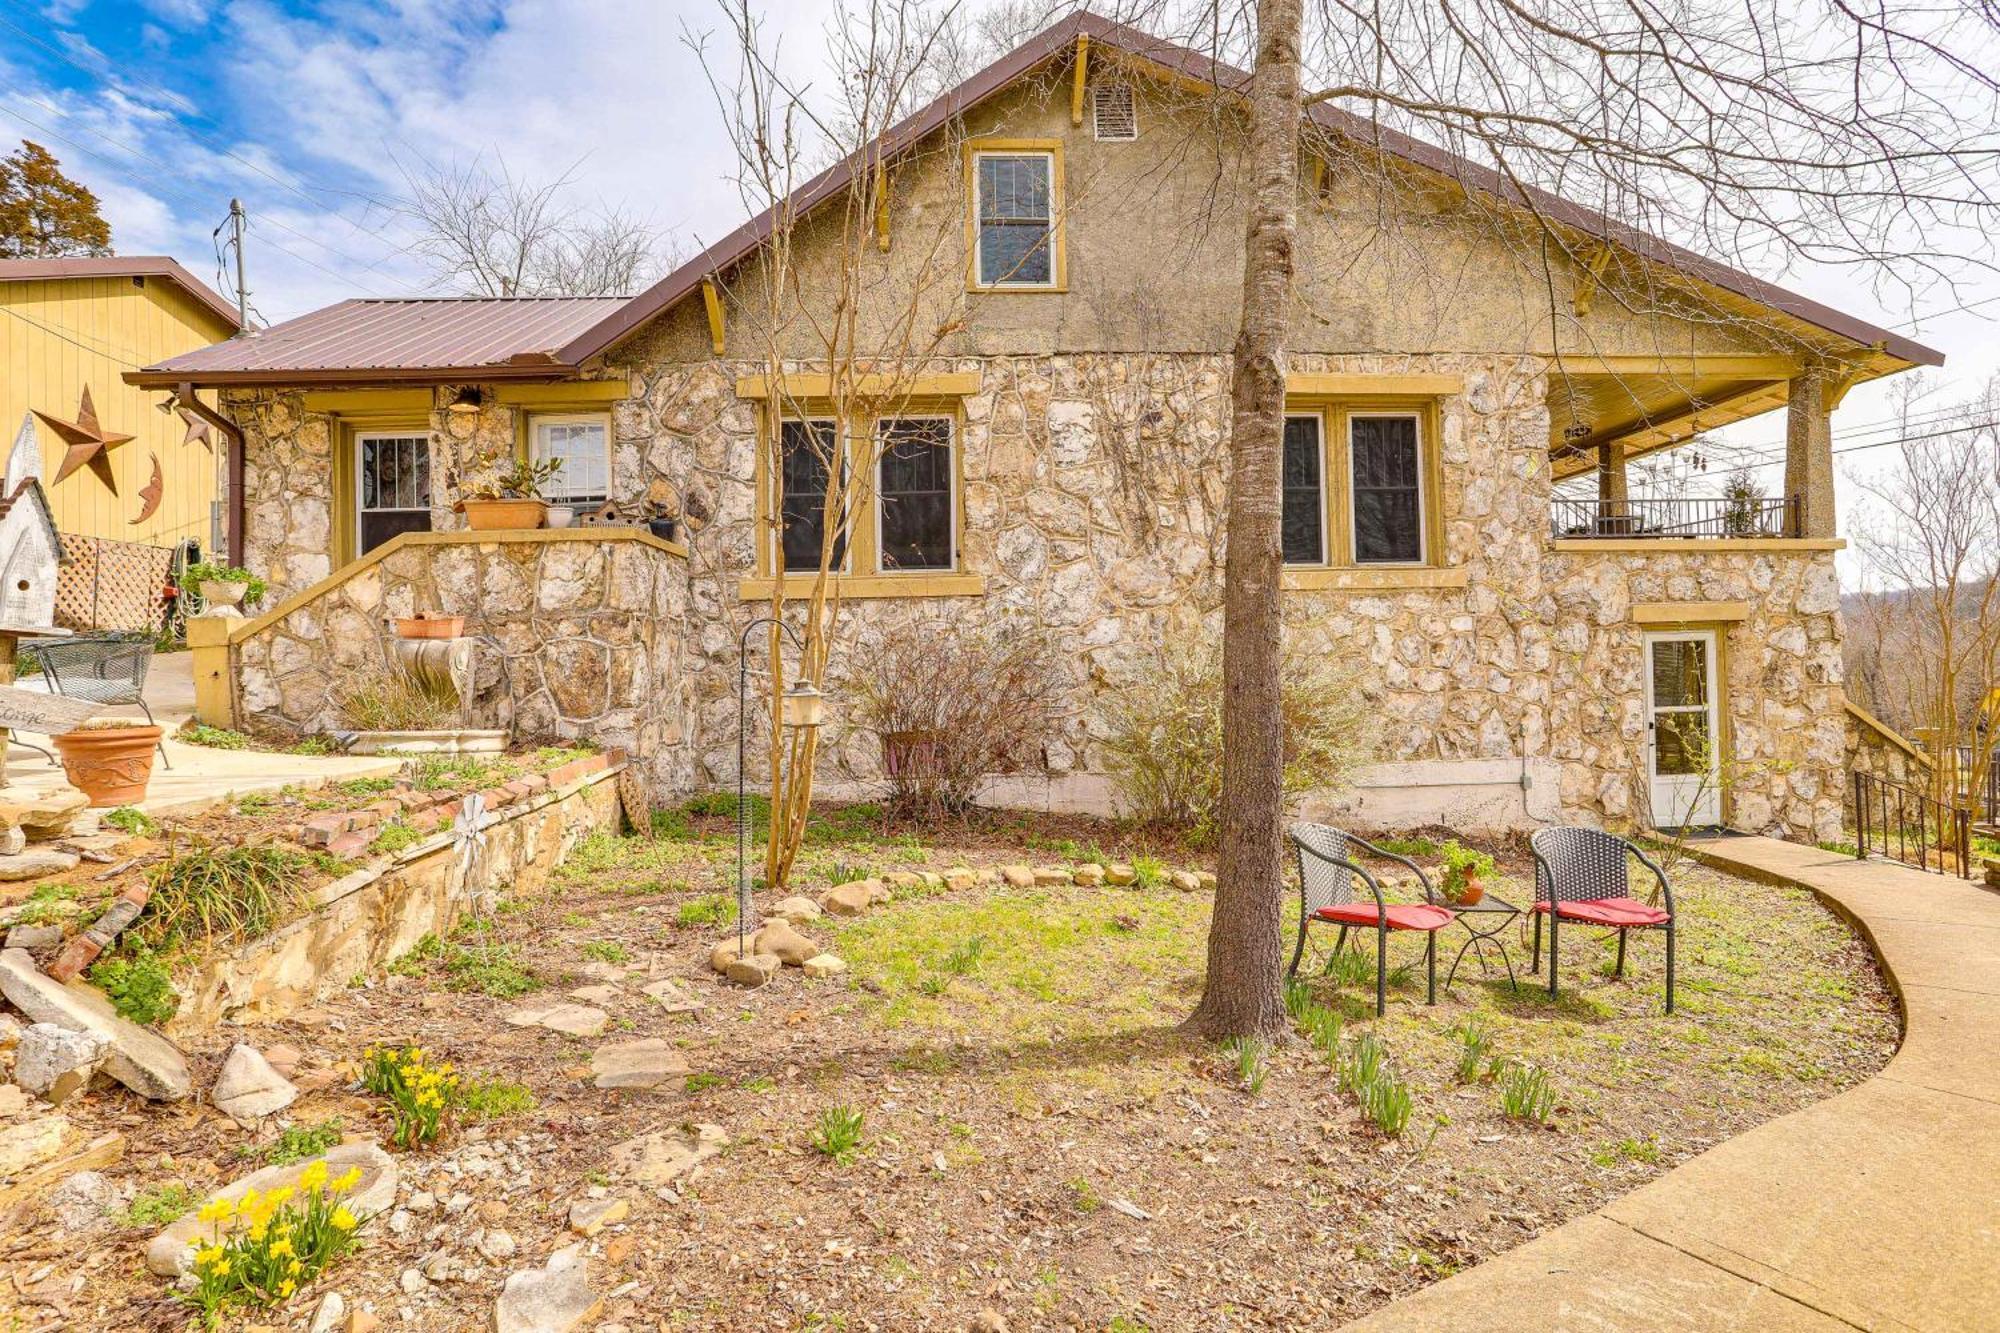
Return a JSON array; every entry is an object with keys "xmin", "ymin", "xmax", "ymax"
[{"xmin": 0, "ymin": 257, "xmax": 240, "ymax": 553}]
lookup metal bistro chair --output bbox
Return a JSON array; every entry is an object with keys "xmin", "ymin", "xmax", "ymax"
[
  {"xmin": 1287, "ymin": 822, "xmax": 1457, "ymax": 1016},
  {"xmin": 29, "ymin": 635, "xmax": 171, "ymax": 768},
  {"xmin": 1530, "ymin": 827, "xmax": 1675, "ymax": 1013}
]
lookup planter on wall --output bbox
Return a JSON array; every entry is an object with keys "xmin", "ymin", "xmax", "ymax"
[
  {"xmin": 393, "ymin": 614, "xmax": 465, "ymax": 640},
  {"xmin": 54, "ymin": 723, "xmax": 162, "ymax": 806},
  {"xmin": 198, "ymin": 580, "xmax": 252, "ymax": 616},
  {"xmin": 461, "ymin": 498, "xmax": 548, "ymax": 531}
]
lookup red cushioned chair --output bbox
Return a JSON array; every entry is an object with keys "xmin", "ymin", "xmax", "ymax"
[
  {"xmin": 1529, "ymin": 827, "xmax": 1676, "ymax": 1014},
  {"xmin": 1287, "ymin": 823, "xmax": 1457, "ymax": 1016}
]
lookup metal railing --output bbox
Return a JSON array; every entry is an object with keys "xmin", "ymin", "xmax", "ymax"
[
  {"xmin": 1550, "ymin": 495, "xmax": 1804, "ymax": 540},
  {"xmin": 1851, "ymin": 771, "xmax": 1970, "ymax": 876}
]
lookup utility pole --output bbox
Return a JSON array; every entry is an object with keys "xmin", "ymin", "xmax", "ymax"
[{"xmin": 226, "ymin": 198, "xmax": 253, "ymax": 336}]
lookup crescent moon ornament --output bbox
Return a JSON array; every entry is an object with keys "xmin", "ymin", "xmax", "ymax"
[{"xmin": 130, "ymin": 453, "xmax": 163, "ymax": 525}]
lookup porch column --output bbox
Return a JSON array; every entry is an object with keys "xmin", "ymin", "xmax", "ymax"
[
  {"xmin": 1784, "ymin": 369, "xmax": 1835, "ymax": 538},
  {"xmin": 1597, "ymin": 440, "xmax": 1629, "ymax": 522}
]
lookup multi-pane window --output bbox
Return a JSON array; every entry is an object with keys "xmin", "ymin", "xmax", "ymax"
[
  {"xmin": 1349, "ymin": 415, "xmax": 1424, "ymax": 564},
  {"xmin": 877, "ymin": 417, "xmax": 954, "ymax": 571},
  {"xmin": 779, "ymin": 418, "xmax": 845, "ymax": 573},
  {"xmin": 357, "ymin": 433, "xmax": 430, "ymax": 554},
  {"xmin": 975, "ymin": 153, "xmax": 1055, "ymax": 287},
  {"xmin": 1281, "ymin": 415, "xmax": 1326, "ymax": 566},
  {"xmin": 531, "ymin": 414, "xmax": 610, "ymax": 504}
]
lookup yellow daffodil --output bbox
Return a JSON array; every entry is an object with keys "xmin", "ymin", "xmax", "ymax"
[
  {"xmin": 330, "ymin": 1206, "xmax": 358, "ymax": 1232},
  {"xmin": 299, "ymin": 1161, "xmax": 329, "ymax": 1194},
  {"xmin": 278, "ymin": 1279, "xmax": 296, "ymax": 1298},
  {"xmin": 238, "ymin": 1187, "xmax": 261, "ymax": 1214},
  {"xmin": 268, "ymin": 1236, "xmax": 294, "ymax": 1259},
  {"xmin": 194, "ymin": 1245, "xmax": 224, "ymax": 1269},
  {"xmin": 331, "ymin": 1167, "xmax": 363, "ymax": 1194},
  {"xmin": 197, "ymin": 1197, "xmax": 233, "ymax": 1225},
  {"xmin": 210, "ymin": 1257, "xmax": 231, "ymax": 1279}
]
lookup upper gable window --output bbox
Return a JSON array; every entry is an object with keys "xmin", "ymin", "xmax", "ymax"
[
  {"xmin": 973, "ymin": 150, "xmax": 1057, "ymax": 288},
  {"xmin": 1092, "ymin": 81, "xmax": 1137, "ymax": 141}
]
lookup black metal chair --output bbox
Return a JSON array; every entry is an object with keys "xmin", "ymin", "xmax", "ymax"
[
  {"xmin": 1287, "ymin": 822, "xmax": 1456, "ymax": 1016},
  {"xmin": 28, "ymin": 635, "xmax": 171, "ymax": 768},
  {"xmin": 1529, "ymin": 827, "xmax": 1675, "ymax": 1013}
]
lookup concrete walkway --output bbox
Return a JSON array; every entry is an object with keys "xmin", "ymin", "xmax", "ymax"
[
  {"xmin": 1346, "ymin": 836, "xmax": 2000, "ymax": 1332},
  {"xmin": 7, "ymin": 650, "xmax": 400, "ymax": 816}
]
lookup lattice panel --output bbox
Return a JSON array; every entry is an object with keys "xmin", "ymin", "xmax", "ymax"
[{"xmin": 55, "ymin": 533, "xmax": 174, "ymax": 633}]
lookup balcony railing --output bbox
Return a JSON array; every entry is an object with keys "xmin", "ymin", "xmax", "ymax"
[{"xmin": 1550, "ymin": 494, "xmax": 1804, "ymax": 540}]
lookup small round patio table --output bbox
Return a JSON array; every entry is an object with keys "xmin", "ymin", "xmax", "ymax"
[{"xmin": 1444, "ymin": 893, "xmax": 1522, "ymax": 993}]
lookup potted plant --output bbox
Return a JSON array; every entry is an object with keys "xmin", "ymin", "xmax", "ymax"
[
  {"xmin": 393, "ymin": 612, "xmax": 466, "ymax": 640},
  {"xmin": 179, "ymin": 562, "xmax": 267, "ymax": 617},
  {"xmin": 54, "ymin": 718, "xmax": 162, "ymax": 806},
  {"xmin": 545, "ymin": 503, "xmax": 577, "ymax": 529},
  {"xmin": 456, "ymin": 449, "xmax": 563, "ymax": 531},
  {"xmin": 1438, "ymin": 841, "xmax": 1496, "ymax": 907}
]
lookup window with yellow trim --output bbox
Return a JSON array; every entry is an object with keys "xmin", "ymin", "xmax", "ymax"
[
  {"xmin": 1281, "ymin": 402, "xmax": 1441, "ymax": 568},
  {"xmin": 769, "ymin": 411, "xmax": 961, "ymax": 576}
]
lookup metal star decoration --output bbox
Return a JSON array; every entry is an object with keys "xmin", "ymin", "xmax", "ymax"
[
  {"xmin": 35, "ymin": 385, "xmax": 134, "ymax": 493},
  {"xmin": 177, "ymin": 406, "xmax": 214, "ymax": 452}
]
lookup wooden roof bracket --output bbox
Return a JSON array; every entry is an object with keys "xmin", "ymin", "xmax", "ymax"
[
  {"xmin": 1071, "ymin": 34, "xmax": 1090, "ymax": 127},
  {"xmin": 1825, "ymin": 343, "xmax": 1883, "ymax": 410},
  {"xmin": 701, "ymin": 281, "xmax": 725, "ymax": 357},
  {"xmin": 874, "ymin": 161, "xmax": 891, "ymax": 254},
  {"xmin": 1572, "ymin": 245, "xmax": 1614, "ymax": 317}
]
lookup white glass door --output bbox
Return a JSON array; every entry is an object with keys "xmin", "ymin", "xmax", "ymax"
[{"xmin": 1644, "ymin": 630, "xmax": 1722, "ymax": 827}]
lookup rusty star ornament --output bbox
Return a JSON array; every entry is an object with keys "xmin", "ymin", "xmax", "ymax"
[
  {"xmin": 35, "ymin": 385, "xmax": 134, "ymax": 493},
  {"xmin": 177, "ymin": 405, "xmax": 214, "ymax": 452}
]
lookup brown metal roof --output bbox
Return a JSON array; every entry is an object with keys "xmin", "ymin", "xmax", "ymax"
[
  {"xmin": 128, "ymin": 296, "xmax": 627, "ymax": 387},
  {"xmin": 558, "ymin": 12, "xmax": 1944, "ymax": 370},
  {"xmin": 0, "ymin": 255, "xmax": 242, "ymax": 332}
]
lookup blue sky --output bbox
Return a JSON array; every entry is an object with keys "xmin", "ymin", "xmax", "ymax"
[{"xmin": 4, "ymin": 0, "xmax": 1995, "ymax": 532}]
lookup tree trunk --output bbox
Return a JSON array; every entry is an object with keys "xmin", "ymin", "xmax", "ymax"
[{"xmin": 1187, "ymin": 0, "xmax": 1303, "ymax": 1041}]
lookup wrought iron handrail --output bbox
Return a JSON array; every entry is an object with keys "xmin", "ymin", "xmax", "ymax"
[
  {"xmin": 1851, "ymin": 771, "xmax": 1969, "ymax": 876},
  {"xmin": 1550, "ymin": 494, "xmax": 1804, "ymax": 540}
]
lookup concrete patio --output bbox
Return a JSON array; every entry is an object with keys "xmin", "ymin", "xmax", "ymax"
[
  {"xmin": 6, "ymin": 649, "xmax": 399, "ymax": 817},
  {"xmin": 1344, "ymin": 836, "xmax": 2000, "ymax": 1332}
]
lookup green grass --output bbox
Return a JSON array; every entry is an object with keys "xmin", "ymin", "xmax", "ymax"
[
  {"xmin": 676, "ymin": 894, "xmax": 736, "ymax": 927},
  {"xmin": 123, "ymin": 1183, "xmax": 198, "ymax": 1228},
  {"xmin": 12, "ymin": 881, "xmax": 78, "ymax": 926},
  {"xmin": 581, "ymin": 939, "xmax": 631, "ymax": 964},
  {"xmin": 460, "ymin": 1078, "xmax": 536, "ymax": 1120},
  {"xmin": 387, "ymin": 933, "xmax": 539, "ymax": 997},
  {"xmin": 371, "ymin": 820, "xmax": 425, "ymax": 855},
  {"xmin": 685, "ymin": 1072, "xmax": 727, "ymax": 1094},
  {"xmin": 248, "ymin": 1119, "xmax": 344, "ymax": 1167},
  {"xmin": 812, "ymin": 1103, "xmax": 866, "ymax": 1163},
  {"xmin": 88, "ymin": 943, "xmax": 179, "ymax": 1026},
  {"xmin": 176, "ymin": 722, "xmax": 250, "ymax": 750},
  {"xmin": 140, "ymin": 843, "xmax": 309, "ymax": 950}
]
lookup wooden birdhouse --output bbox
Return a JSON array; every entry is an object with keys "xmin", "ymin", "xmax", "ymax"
[{"xmin": 0, "ymin": 416, "xmax": 65, "ymax": 630}]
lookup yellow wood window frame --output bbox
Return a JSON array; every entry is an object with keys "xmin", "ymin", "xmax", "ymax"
[
  {"xmin": 524, "ymin": 410, "xmax": 614, "ymax": 505},
  {"xmin": 963, "ymin": 138, "xmax": 1067, "ymax": 293},
  {"xmin": 333, "ymin": 417, "xmax": 432, "ymax": 568},
  {"xmin": 1280, "ymin": 397, "xmax": 1446, "ymax": 572},
  {"xmin": 743, "ymin": 398, "xmax": 983, "ymax": 601}
]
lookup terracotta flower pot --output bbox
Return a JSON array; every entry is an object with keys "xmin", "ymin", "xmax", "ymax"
[
  {"xmin": 54, "ymin": 724, "xmax": 162, "ymax": 807},
  {"xmin": 1456, "ymin": 874, "xmax": 1485, "ymax": 907},
  {"xmin": 461, "ymin": 498, "xmax": 547, "ymax": 531},
  {"xmin": 394, "ymin": 614, "xmax": 465, "ymax": 640}
]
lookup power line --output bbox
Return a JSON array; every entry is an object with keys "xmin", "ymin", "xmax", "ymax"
[{"xmin": 0, "ymin": 304, "xmax": 150, "ymax": 368}]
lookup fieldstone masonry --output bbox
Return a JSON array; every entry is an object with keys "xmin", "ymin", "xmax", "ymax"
[{"xmin": 220, "ymin": 349, "xmax": 1849, "ymax": 843}]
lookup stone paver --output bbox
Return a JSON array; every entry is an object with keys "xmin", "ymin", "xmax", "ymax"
[{"xmin": 1345, "ymin": 836, "xmax": 2000, "ymax": 1333}]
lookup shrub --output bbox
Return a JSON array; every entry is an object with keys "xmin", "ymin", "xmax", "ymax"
[
  {"xmin": 848, "ymin": 619, "xmax": 1063, "ymax": 817},
  {"xmin": 1101, "ymin": 640, "xmax": 1376, "ymax": 839},
  {"xmin": 332, "ymin": 668, "xmax": 457, "ymax": 732},
  {"xmin": 89, "ymin": 943, "xmax": 179, "ymax": 1026},
  {"xmin": 177, "ymin": 722, "xmax": 251, "ymax": 751},
  {"xmin": 142, "ymin": 842, "xmax": 308, "ymax": 950},
  {"xmin": 812, "ymin": 1103, "xmax": 866, "ymax": 1163},
  {"xmin": 1438, "ymin": 841, "xmax": 1497, "ymax": 904},
  {"xmin": 183, "ymin": 1158, "xmax": 366, "ymax": 1324},
  {"xmin": 361, "ymin": 1045, "xmax": 460, "ymax": 1148}
]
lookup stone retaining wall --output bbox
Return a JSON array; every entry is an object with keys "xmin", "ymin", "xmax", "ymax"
[{"xmin": 169, "ymin": 765, "xmax": 623, "ymax": 1032}]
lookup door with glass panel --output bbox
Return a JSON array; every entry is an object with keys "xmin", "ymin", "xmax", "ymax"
[
  {"xmin": 1643, "ymin": 630, "xmax": 1722, "ymax": 828},
  {"xmin": 355, "ymin": 433, "xmax": 431, "ymax": 555}
]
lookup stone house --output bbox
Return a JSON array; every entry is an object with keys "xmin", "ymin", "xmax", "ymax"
[{"xmin": 127, "ymin": 15, "xmax": 1942, "ymax": 842}]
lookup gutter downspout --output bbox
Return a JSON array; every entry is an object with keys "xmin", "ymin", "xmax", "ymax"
[{"xmin": 177, "ymin": 382, "xmax": 245, "ymax": 566}]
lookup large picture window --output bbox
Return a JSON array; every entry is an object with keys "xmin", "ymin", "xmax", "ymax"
[
  {"xmin": 876, "ymin": 417, "xmax": 955, "ymax": 571},
  {"xmin": 531, "ymin": 414, "xmax": 610, "ymax": 505},
  {"xmin": 779, "ymin": 418, "xmax": 845, "ymax": 574},
  {"xmin": 1281, "ymin": 415, "xmax": 1326, "ymax": 566},
  {"xmin": 974, "ymin": 151, "xmax": 1055, "ymax": 288},
  {"xmin": 1348, "ymin": 414, "xmax": 1425, "ymax": 564}
]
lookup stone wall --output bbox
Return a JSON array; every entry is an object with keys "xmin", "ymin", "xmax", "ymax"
[
  {"xmin": 1844, "ymin": 703, "xmax": 1934, "ymax": 822},
  {"xmin": 231, "ymin": 531, "xmax": 696, "ymax": 798},
  {"xmin": 171, "ymin": 766, "xmax": 623, "ymax": 1032}
]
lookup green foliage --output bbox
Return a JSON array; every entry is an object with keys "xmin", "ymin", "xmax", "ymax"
[
  {"xmin": 105, "ymin": 805, "xmax": 158, "ymax": 835},
  {"xmin": 581, "ymin": 939, "xmax": 631, "ymax": 964},
  {"xmin": 142, "ymin": 842, "xmax": 308, "ymax": 951},
  {"xmin": 333, "ymin": 669, "xmax": 458, "ymax": 732},
  {"xmin": 649, "ymin": 807, "xmax": 695, "ymax": 839},
  {"xmin": 675, "ymin": 894, "xmax": 736, "ymax": 927},
  {"xmin": 1223, "ymin": 1036, "xmax": 1268, "ymax": 1096},
  {"xmin": 125, "ymin": 1182, "xmax": 198, "ymax": 1228},
  {"xmin": 362, "ymin": 1045, "xmax": 459, "ymax": 1148},
  {"xmin": 940, "ymin": 935, "xmax": 986, "ymax": 976},
  {"xmin": 1322, "ymin": 946, "xmax": 1375, "ymax": 989},
  {"xmin": 459, "ymin": 1078, "xmax": 535, "ymax": 1121},
  {"xmin": 685, "ymin": 1072, "xmax": 726, "ymax": 1094},
  {"xmin": 233, "ymin": 793, "xmax": 274, "ymax": 816},
  {"xmin": 1067, "ymin": 1177, "xmax": 1102, "ymax": 1213},
  {"xmin": 1370, "ymin": 836, "xmax": 1440, "ymax": 858},
  {"xmin": 1452, "ymin": 1017, "xmax": 1495, "ymax": 1084},
  {"xmin": 916, "ymin": 973, "xmax": 950, "ymax": 997},
  {"xmin": 1301, "ymin": 1003, "xmax": 1344, "ymax": 1057},
  {"xmin": 182, "ymin": 1158, "xmax": 367, "ymax": 1325},
  {"xmin": 89, "ymin": 943, "xmax": 179, "ymax": 1026},
  {"xmin": 0, "ymin": 140, "xmax": 112, "ymax": 258},
  {"xmin": 290, "ymin": 735, "xmax": 339, "ymax": 757},
  {"xmin": 387, "ymin": 933, "xmax": 538, "ymax": 996},
  {"xmin": 13, "ymin": 880, "xmax": 77, "ymax": 926},
  {"xmin": 683, "ymin": 791, "xmax": 769, "ymax": 821},
  {"xmin": 253, "ymin": 1120, "xmax": 345, "ymax": 1167},
  {"xmin": 1500, "ymin": 1062, "xmax": 1557, "ymax": 1123},
  {"xmin": 1358, "ymin": 1069, "xmax": 1414, "ymax": 1136},
  {"xmin": 1101, "ymin": 640, "xmax": 1377, "ymax": 840},
  {"xmin": 1131, "ymin": 855, "xmax": 1166, "ymax": 889},
  {"xmin": 178, "ymin": 721, "xmax": 253, "ymax": 750},
  {"xmin": 812, "ymin": 1103, "xmax": 866, "ymax": 1163},
  {"xmin": 370, "ymin": 821, "xmax": 423, "ymax": 855},
  {"xmin": 179, "ymin": 562, "xmax": 268, "ymax": 606},
  {"xmin": 1438, "ymin": 841, "xmax": 1498, "ymax": 903},
  {"xmin": 1337, "ymin": 1032, "xmax": 1387, "ymax": 1094},
  {"xmin": 1282, "ymin": 975, "xmax": 1314, "ymax": 1021}
]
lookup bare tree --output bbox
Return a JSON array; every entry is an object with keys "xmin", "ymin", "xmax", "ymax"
[
  {"xmin": 399, "ymin": 155, "xmax": 667, "ymax": 297},
  {"xmin": 1852, "ymin": 377, "xmax": 2000, "ymax": 816}
]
